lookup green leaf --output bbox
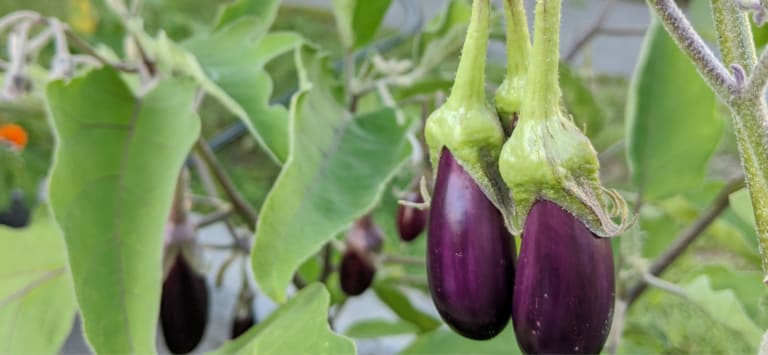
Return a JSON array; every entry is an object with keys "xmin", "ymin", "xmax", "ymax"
[
  {"xmin": 372, "ymin": 282, "xmax": 440, "ymax": 332},
  {"xmin": 689, "ymin": 264, "xmax": 766, "ymax": 327},
  {"xmin": 419, "ymin": 0, "xmax": 472, "ymax": 55},
  {"xmin": 345, "ymin": 319, "xmax": 419, "ymax": 338},
  {"xmin": 332, "ymin": 0, "xmax": 393, "ymax": 49},
  {"xmin": 402, "ymin": 325, "xmax": 522, "ymax": 354},
  {"xmin": 0, "ymin": 208, "xmax": 76, "ymax": 354},
  {"xmin": 560, "ymin": 64, "xmax": 606, "ymax": 139},
  {"xmin": 626, "ymin": 19, "xmax": 723, "ymax": 200},
  {"xmin": 185, "ymin": 19, "xmax": 303, "ymax": 162},
  {"xmin": 210, "ymin": 283, "xmax": 355, "ymax": 354},
  {"xmin": 46, "ymin": 68, "xmax": 200, "ymax": 354},
  {"xmin": 251, "ymin": 49, "xmax": 412, "ymax": 302},
  {"xmin": 216, "ymin": 0, "xmax": 280, "ymax": 32},
  {"xmin": 683, "ymin": 275, "xmax": 763, "ymax": 349},
  {"xmin": 730, "ymin": 188, "xmax": 757, "ymax": 229}
]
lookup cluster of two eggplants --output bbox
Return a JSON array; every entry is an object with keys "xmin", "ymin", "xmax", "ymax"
[{"xmin": 424, "ymin": 0, "xmax": 615, "ymax": 353}]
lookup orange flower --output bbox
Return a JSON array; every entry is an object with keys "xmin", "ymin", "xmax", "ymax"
[{"xmin": 0, "ymin": 123, "xmax": 28, "ymax": 150}]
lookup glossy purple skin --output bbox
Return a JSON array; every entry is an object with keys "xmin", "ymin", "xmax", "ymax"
[
  {"xmin": 513, "ymin": 200, "xmax": 615, "ymax": 354},
  {"xmin": 427, "ymin": 148, "xmax": 515, "ymax": 340},
  {"xmin": 339, "ymin": 249, "xmax": 376, "ymax": 295},
  {"xmin": 161, "ymin": 254, "xmax": 209, "ymax": 354},
  {"xmin": 397, "ymin": 191, "xmax": 428, "ymax": 242}
]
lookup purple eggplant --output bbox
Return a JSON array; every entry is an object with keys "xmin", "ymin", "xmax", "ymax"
[
  {"xmin": 160, "ymin": 253, "xmax": 209, "ymax": 354},
  {"xmin": 513, "ymin": 199, "xmax": 615, "ymax": 354},
  {"xmin": 339, "ymin": 249, "xmax": 376, "ymax": 296},
  {"xmin": 230, "ymin": 307, "xmax": 255, "ymax": 339},
  {"xmin": 340, "ymin": 216, "xmax": 383, "ymax": 296},
  {"xmin": 0, "ymin": 190, "xmax": 29, "ymax": 229},
  {"xmin": 427, "ymin": 148, "xmax": 515, "ymax": 340},
  {"xmin": 397, "ymin": 191, "xmax": 428, "ymax": 242}
]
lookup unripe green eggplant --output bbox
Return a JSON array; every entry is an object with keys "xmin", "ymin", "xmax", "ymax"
[
  {"xmin": 428, "ymin": 148, "xmax": 515, "ymax": 340},
  {"xmin": 513, "ymin": 199, "xmax": 614, "ymax": 354},
  {"xmin": 340, "ymin": 216, "xmax": 383, "ymax": 296},
  {"xmin": 397, "ymin": 191, "xmax": 428, "ymax": 242},
  {"xmin": 160, "ymin": 253, "xmax": 209, "ymax": 354}
]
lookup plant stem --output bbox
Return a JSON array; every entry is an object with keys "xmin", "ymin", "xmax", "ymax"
[
  {"xmin": 624, "ymin": 176, "xmax": 745, "ymax": 305},
  {"xmin": 446, "ymin": 0, "xmax": 490, "ymax": 107},
  {"xmin": 193, "ymin": 139, "xmax": 258, "ymax": 229},
  {"xmin": 710, "ymin": 0, "xmax": 768, "ymax": 282},
  {"xmin": 645, "ymin": 0, "xmax": 735, "ymax": 100},
  {"xmin": 502, "ymin": 0, "xmax": 530, "ymax": 81},
  {"xmin": 524, "ymin": 0, "xmax": 562, "ymax": 121}
]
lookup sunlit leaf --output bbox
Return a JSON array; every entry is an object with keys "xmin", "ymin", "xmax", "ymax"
[
  {"xmin": 251, "ymin": 49, "xmax": 412, "ymax": 302},
  {"xmin": 0, "ymin": 208, "xmax": 76, "ymax": 354},
  {"xmin": 211, "ymin": 283, "xmax": 355, "ymax": 354},
  {"xmin": 46, "ymin": 68, "xmax": 200, "ymax": 354}
]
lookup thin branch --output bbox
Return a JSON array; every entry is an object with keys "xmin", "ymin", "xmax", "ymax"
[
  {"xmin": 624, "ymin": 175, "xmax": 745, "ymax": 305},
  {"xmin": 195, "ymin": 208, "xmax": 234, "ymax": 229},
  {"xmin": 382, "ymin": 254, "xmax": 425, "ymax": 266},
  {"xmin": 318, "ymin": 243, "xmax": 333, "ymax": 283},
  {"xmin": 194, "ymin": 139, "xmax": 258, "ymax": 229},
  {"xmin": 645, "ymin": 0, "xmax": 736, "ymax": 99},
  {"xmin": 565, "ymin": 0, "xmax": 617, "ymax": 61}
]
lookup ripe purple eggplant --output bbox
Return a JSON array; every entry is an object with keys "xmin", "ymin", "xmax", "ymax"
[
  {"xmin": 340, "ymin": 216, "xmax": 383, "ymax": 296},
  {"xmin": 513, "ymin": 199, "xmax": 615, "ymax": 354},
  {"xmin": 397, "ymin": 191, "xmax": 428, "ymax": 242},
  {"xmin": 160, "ymin": 253, "xmax": 209, "ymax": 354},
  {"xmin": 427, "ymin": 148, "xmax": 515, "ymax": 340}
]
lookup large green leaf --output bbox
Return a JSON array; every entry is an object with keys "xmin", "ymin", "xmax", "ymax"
[
  {"xmin": 46, "ymin": 68, "xmax": 200, "ymax": 354},
  {"xmin": 0, "ymin": 209, "xmax": 76, "ymax": 354},
  {"xmin": 251, "ymin": 49, "xmax": 412, "ymax": 302},
  {"xmin": 185, "ymin": 19, "xmax": 303, "ymax": 162},
  {"xmin": 345, "ymin": 319, "xmax": 419, "ymax": 338},
  {"xmin": 373, "ymin": 282, "xmax": 440, "ymax": 332},
  {"xmin": 402, "ymin": 325, "xmax": 522, "ymax": 354},
  {"xmin": 332, "ymin": 0, "xmax": 393, "ymax": 49},
  {"xmin": 560, "ymin": 64, "xmax": 606, "ymax": 139},
  {"xmin": 216, "ymin": 0, "xmax": 280, "ymax": 32},
  {"xmin": 730, "ymin": 188, "xmax": 757, "ymax": 229},
  {"xmin": 683, "ymin": 275, "xmax": 763, "ymax": 349},
  {"xmin": 210, "ymin": 283, "xmax": 355, "ymax": 354},
  {"xmin": 626, "ymin": 19, "xmax": 723, "ymax": 200}
]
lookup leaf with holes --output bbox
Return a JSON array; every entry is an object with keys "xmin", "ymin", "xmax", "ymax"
[
  {"xmin": 251, "ymin": 49, "xmax": 412, "ymax": 302},
  {"xmin": 0, "ymin": 208, "xmax": 76, "ymax": 354},
  {"xmin": 626, "ymin": 19, "xmax": 722, "ymax": 200},
  {"xmin": 46, "ymin": 68, "xmax": 200, "ymax": 354}
]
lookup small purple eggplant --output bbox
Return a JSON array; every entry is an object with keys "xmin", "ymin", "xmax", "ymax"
[
  {"xmin": 231, "ymin": 310, "xmax": 255, "ymax": 339},
  {"xmin": 427, "ymin": 148, "xmax": 515, "ymax": 340},
  {"xmin": 513, "ymin": 199, "xmax": 615, "ymax": 354},
  {"xmin": 0, "ymin": 190, "xmax": 29, "ymax": 228},
  {"xmin": 340, "ymin": 216, "xmax": 383, "ymax": 296},
  {"xmin": 397, "ymin": 191, "xmax": 428, "ymax": 242},
  {"xmin": 160, "ymin": 253, "xmax": 209, "ymax": 354}
]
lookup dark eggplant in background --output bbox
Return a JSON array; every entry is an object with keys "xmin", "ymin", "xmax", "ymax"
[
  {"xmin": 427, "ymin": 149, "xmax": 515, "ymax": 340},
  {"xmin": 0, "ymin": 190, "xmax": 29, "ymax": 228},
  {"xmin": 513, "ymin": 199, "xmax": 615, "ymax": 354},
  {"xmin": 340, "ymin": 215, "xmax": 383, "ymax": 296},
  {"xmin": 160, "ymin": 252, "xmax": 209, "ymax": 354},
  {"xmin": 397, "ymin": 191, "xmax": 428, "ymax": 242}
]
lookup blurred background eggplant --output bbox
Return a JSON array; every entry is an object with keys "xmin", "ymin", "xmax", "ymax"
[
  {"xmin": 340, "ymin": 215, "xmax": 383, "ymax": 296},
  {"xmin": 397, "ymin": 191, "xmax": 428, "ymax": 242},
  {"xmin": 0, "ymin": 189, "xmax": 29, "ymax": 228},
  {"xmin": 427, "ymin": 149, "xmax": 515, "ymax": 340},
  {"xmin": 513, "ymin": 199, "xmax": 615, "ymax": 354}
]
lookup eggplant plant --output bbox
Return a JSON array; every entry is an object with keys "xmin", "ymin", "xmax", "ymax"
[{"xmin": 0, "ymin": 0, "xmax": 767, "ymax": 354}]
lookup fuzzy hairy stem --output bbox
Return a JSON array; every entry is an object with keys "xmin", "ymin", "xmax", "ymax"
[
  {"xmin": 710, "ymin": 0, "xmax": 768, "ymax": 282},
  {"xmin": 525, "ymin": 0, "xmax": 562, "ymax": 120},
  {"xmin": 645, "ymin": 0, "xmax": 735, "ymax": 100},
  {"xmin": 447, "ymin": 0, "xmax": 490, "ymax": 107}
]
